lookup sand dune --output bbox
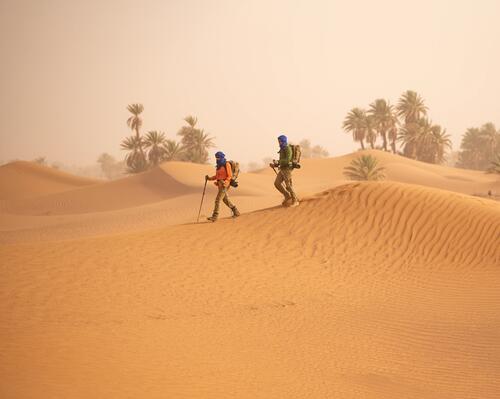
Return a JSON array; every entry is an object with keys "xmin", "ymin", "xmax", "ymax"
[
  {"xmin": 0, "ymin": 159, "xmax": 281, "ymax": 242},
  {"xmin": 2, "ymin": 151, "xmax": 498, "ymax": 243},
  {"xmin": 0, "ymin": 161, "xmax": 275, "ymax": 217},
  {"xmin": 0, "ymin": 165, "xmax": 201, "ymax": 215},
  {"xmin": 0, "ymin": 160, "xmax": 98, "ymax": 200},
  {"xmin": 0, "ymin": 150, "xmax": 500, "ymax": 222},
  {"xmin": 1, "ymin": 181, "xmax": 499, "ymax": 398},
  {"xmin": 0, "ymin": 193, "xmax": 280, "ymax": 243},
  {"xmin": 260, "ymin": 149, "xmax": 500, "ymax": 197}
]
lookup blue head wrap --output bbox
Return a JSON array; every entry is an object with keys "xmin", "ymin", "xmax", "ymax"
[
  {"xmin": 278, "ymin": 135, "xmax": 288, "ymax": 149},
  {"xmin": 215, "ymin": 151, "xmax": 226, "ymax": 168}
]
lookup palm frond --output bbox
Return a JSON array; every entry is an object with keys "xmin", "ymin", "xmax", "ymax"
[{"xmin": 127, "ymin": 103, "xmax": 144, "ymax": 116}]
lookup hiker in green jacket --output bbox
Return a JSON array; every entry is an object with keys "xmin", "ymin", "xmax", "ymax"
[{"xmin": 270, "ymin": 134, "xmax": 299, "ymax": 207}]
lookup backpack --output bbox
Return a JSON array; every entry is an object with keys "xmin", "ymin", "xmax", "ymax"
[
  {"xmin": 227, "ymin": 160, "xmax": 240, "ymax": 187},
  {"xmin": 290, "ymin": 144, "xmax": 302, "ymax": 169}
]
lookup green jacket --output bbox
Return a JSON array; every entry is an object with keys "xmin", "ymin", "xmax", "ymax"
[{"xmin": 278, "ymin": 145, "xmax": 293, "ymax": 169}]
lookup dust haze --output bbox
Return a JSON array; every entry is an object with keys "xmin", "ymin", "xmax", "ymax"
[
  {"xmin": 1, "ymin": 0, "xmax": 499, "ymax": 166},
  {"xmin": 1, "ymin": 2, "xmax": 500, "ymax": 398}
]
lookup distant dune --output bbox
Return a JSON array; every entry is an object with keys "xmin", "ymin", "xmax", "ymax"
[
  {"xmin": 1, "ymin": 166, "xmax": 200, "ymax": 215},
  {"xmin": 0, "ymin": 161, "xmax": 276, "ymax": 217},
  {"xmin": 0, "ymin": 160, "xmax": 99, "ymax": 200},
  {"xmin": 1, "ymin": 181, "xmax": 499, "ymax": 398},
  {"xmin": 264, "ymin": 149, "xmax": 500, "ymax": 197}
]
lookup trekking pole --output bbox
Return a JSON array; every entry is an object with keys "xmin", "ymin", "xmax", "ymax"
[
  {"xmin": 197, "ymin": 176, "xmax": 208, "ymax": 223},
  {"xmin": 270, "ymin": 165, "xmax": 278, "ymax": 175}
]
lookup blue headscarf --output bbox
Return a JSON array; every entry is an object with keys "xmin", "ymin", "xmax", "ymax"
[
  {"xmin": 215, "ymin": 151, "xmax": 226, "ymax": 168},
  {"xmin": 278, "ymin": 134, "xmax": 288, "ymax": 149}
]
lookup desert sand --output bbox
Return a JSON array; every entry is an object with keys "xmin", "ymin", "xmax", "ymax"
[{"xmin": 1, "ymin": 150, "xmax": 499, "ymax": 398}]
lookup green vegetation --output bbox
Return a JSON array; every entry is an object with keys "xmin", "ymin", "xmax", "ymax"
[
  {"xmin": 343, "ymin": 155, "xmax": 386, "ymax": 181},
  {"xmin": 457, "ymin": 123, "xmax": 500, "ymax": 171},
  {"xmin": 343, "ymin": 90, "xmax": 451, "ymax": 165}
]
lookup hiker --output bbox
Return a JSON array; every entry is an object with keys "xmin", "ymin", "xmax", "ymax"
[
  {"xmin": 270, "ymin": 134, "xmax": 299, "ymax": 207},
  {"xmin": 205, "ymin": 151, "xmax": 240, "ymax": 222}
]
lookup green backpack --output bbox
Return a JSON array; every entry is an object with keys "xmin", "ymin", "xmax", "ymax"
[{"xmin": 290, "ymin": 144, "xmax": 302, "ymax": 169}]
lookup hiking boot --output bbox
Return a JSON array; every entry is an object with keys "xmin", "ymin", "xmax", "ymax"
[
  {"xmin": 231, "ymin": 207, "xmax": 241, "ymax": 218},
  {"xmin": 289, "ymin": 200, "xmax": 300, "ymax": 208},
  {"xmin": 282, "ymin": 196, "xmax": 292, "ymax": 207},
  {"xmin": 207, "ymin": 215, "xmax": 218, "ymax": 222}
]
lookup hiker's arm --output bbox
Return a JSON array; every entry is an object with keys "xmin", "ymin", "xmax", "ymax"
[{"xmin": 206, "ymin": 174, "xmax": 216, "ymax": 181}]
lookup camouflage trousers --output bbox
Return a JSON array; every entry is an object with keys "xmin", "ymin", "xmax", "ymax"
[
  {"xmin": 212, "ymin": 182, "xmax": 235, "ymax": 216},
  {"xmin": 274, "ymin": 168, "xmax": 297, "ymax": 201}
]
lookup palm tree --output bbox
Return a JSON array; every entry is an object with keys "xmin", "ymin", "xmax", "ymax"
[
  {"xmin": 121, "ymin": 135, "xmax": 147, "ymax": 173},
  {"xmin": 177, "ymin": 115, "xmax": 197, "ymax": 146},
  {"xmin": 429, "ymin": 124, "xmax": 452, "ymax": 164},
  {"xmin": 396, "ymin": 90, "xmax": 428, "ymax": 124},
  {"xmin": 163, "ymin": 139, "xmax": 185, "ymax": 161},
  {"xmin": 398, "ymin": 123, "xmax": 420, "ymax": 159},
  {"xmin": 126, "ymin": 103, "xmax": 144, "ymax": 137},
  {"xmin": 144, "ymin": 131, "xmax": 167, "ymax": 166},
  {"xmin": 343, "ymin": 155, "xmax": 386, "ymax": 181},
  {"xmin": 397, "ymin": 117, "xmax": 427, "ymax": 160},
  {"xmin": 457, "ymin": 127, "xmax": 483, "ymax": 169},
  {"xmin": 487, "ymin": 153, "xmax": 500, "ymax": 174},
  {"xmin": 481, "ymin": 123, "xmax": 499, "ymax": 162},
  {"xmin": 387, "ymin": 111, "xmax": 399, "ymax": 154},
  {"xmin": 414, "ymin": 118, "xmax": 435, "ymax": 162},
  {"xmin": 177, "ymin": 116, "xmax": 215, "ymax": 163},
  {"xmin": 457, "ymin": 124, "xmax": 500, "ymax": 170},
  {"xmin": 189, "ymin": 129, "xmax": 215, "ymax": 163},
  {"xmin": 343, "ymin": 108, "xmax": 367, "ymax": 150},
  {"xmin": 396, "ymin": 91, "xmax": 428, "ymax": 158},
  {"xmin": 368, "ymin": 99, "xmax": 396, "ymax": 152},
  {"xmin": 125, "ymin": 103, "xmax": 147, "ymax": 171},
  {"xmin": 365, "ymin": 115, "xmax": 377, "ymax": 149},
  {"xmin": 398, "ymin": 118, "xmax": 451, "ymax": 164}
]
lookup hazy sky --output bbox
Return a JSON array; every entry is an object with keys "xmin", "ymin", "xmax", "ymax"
[{"xmin": 1, "ymin": 0, "xmax": 499, "ymax": 166}]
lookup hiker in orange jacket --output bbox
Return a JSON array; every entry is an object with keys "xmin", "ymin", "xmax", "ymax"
[{"xmin": 205, "ymin": 151, "xmax": 240, "ymax": 222}]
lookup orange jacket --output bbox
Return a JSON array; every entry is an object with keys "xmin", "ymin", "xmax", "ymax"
[{"xmin": 209, "ymin": 162, "xmax": 232, "ymax": 187}]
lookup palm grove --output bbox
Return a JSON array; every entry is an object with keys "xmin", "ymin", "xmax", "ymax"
[
  {"xmin": 121, "ymin": 104, "xmax": 215, "ymax": 173},
  {"xmin": 120, "ymin": 92, "xmax": 499, "ymax": 176},
  {"xmin": 342, "ymin": 90, "xmax": 500, "ymax": 171},
  {"xmin": 120, "ymin": 103, "xmax": 330, "ymax": 174}
]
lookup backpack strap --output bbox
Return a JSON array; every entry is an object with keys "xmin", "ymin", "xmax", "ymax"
[{"xmin": 225, "ymin": 161, "xmax": 232, "ymax": 179}]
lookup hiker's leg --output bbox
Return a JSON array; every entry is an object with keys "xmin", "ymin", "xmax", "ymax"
[
  {"xmin": 222, "ymin": 188, "xmax": 234, "ymax": 209},
  {"xmin": 274, "ymin": 171, "xmax": 290, "ymax": 199},
  {"xmin": 282, "ymin": 169, "xmax": 298, "ymax": 202},
  {"xmin": 223, "ymin": 190, "xmax": 240, "ymax": 217},
  {"xmin": 212, "ymin": 184, "xmax": 224, "ymax": 217}
]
